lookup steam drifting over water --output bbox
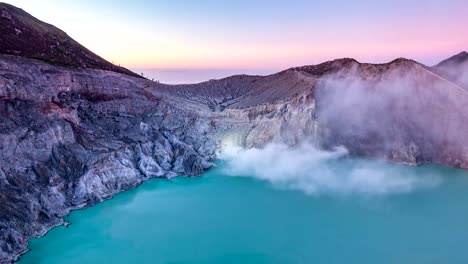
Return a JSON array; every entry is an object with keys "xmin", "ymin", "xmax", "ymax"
[{"xmin": 219, "ymin": 143, "xmax": 442, "ymax": 196}]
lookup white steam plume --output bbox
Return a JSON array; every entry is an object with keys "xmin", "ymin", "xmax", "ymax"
[{"xmin": 219, "ymin": 143, "xmax": 441, "ymax": 196}]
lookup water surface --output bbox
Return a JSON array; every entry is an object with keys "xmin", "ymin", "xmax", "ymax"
[{"xmin": 20, "ymin": 160, "xmax": 468, "ymax": 264}]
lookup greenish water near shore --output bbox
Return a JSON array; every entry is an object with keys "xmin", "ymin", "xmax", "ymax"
[{"xmin": 19, "ymin": 160, "xmax": 468, "ymax": 264}]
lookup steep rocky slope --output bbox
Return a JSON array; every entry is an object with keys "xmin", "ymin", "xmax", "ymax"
[
  {"xmin": 1, "ymin": 3, "xmax": 468, "ymax": 263},
  {"xmin": 0, "ymin": 3, "xmax": 142, "ymax": 78}
]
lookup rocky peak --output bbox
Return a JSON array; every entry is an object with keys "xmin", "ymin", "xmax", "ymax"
[
  {"xmin": 435, "ymin": 51, "xmax": 468, "ymax": 67},
  {"xmin": 0, "ymin": 3, "xmax": 143, "ymax": 79},
  {"xmin": 387, "ymin": 57, "xmax": 417, "ymax": 65},
  {"xmin": 377, "ymin": 58, "xmax": 423, "ymax": 73},
  {"xmin": 290, "ymin": 58, "xmax": 360, "ymax": 77}
]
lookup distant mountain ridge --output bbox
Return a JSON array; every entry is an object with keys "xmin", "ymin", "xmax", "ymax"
[
  {"xmin": 432, "ymin": 51, "xmax": 468, "ymax": 90},
  {"xmin": 436, "ymin": 51, "xmax": 468, "ymax": 67},
  {"xmin": 0, "ymin": 2, "xmax": 143, "ymax": 78}
]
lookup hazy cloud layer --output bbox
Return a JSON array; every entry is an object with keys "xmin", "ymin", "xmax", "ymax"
[{"xmin": 219, "ymin": 143, "xmax": 441, "ymax": 196}]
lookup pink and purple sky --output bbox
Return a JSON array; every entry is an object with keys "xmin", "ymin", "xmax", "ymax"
[{"xmin": 6, "ymin": 0, "xmax": 468, "ymax": 72}]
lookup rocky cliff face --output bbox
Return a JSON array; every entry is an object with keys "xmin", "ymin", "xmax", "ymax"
[
  {"xmin": 1, "ymin": 3, "xmax": 468, "ymax": 263},
  {"xmin": 0, "ymin": 55, "xmax": 222, "ymax": 262}
]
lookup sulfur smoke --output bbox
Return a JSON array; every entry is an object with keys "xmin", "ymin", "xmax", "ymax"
[{"xmin": 219, "ymin": 143, "xmax": 441, "ymax": 196}]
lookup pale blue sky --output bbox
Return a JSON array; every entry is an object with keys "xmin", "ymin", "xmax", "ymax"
[{"xmin": 5, "ymin": 0, "xmax": 468, "ymax": 69}]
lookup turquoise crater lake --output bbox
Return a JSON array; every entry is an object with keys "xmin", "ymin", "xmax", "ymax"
[{"xmin": 19, "ymin": 160, "xmax": 468, "ymax": 264}]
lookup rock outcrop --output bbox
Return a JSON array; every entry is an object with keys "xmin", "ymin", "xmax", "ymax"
[{"xmin": 1, "ymin": 3, "xmax": 468, "ymax": 263}]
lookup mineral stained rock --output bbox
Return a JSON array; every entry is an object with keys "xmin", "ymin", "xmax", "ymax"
[{"xmin": 1, "ymin": 2, "xmax": 468, "ymax": 263}]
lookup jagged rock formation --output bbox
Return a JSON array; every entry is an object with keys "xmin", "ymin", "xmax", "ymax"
[{"xmin": 1, "ymin": 3, "xmax": 468, "ymax": 263}]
